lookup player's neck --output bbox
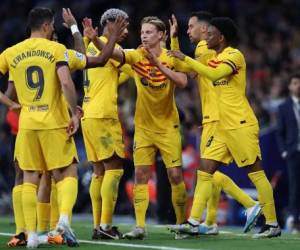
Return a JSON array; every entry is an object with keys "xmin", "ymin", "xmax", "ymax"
[
  {"xmin": 148, "ymin": 43, "xmax": 161, "ymax": 56},
  {"xmin": 199, "ymin": 33, "xmax": 207, "ymax": 42},
  {"xmin": 215, "ymin": 43, "xmax": 227, "ymax": 54},
  {"xmin": 30, "ymin": 31, "xmax": 48, "ymax": 39}
]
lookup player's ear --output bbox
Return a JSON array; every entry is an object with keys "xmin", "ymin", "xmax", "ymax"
[
  {"xmin": 219, "ymin": 34, "xmax": 225, "ymax": 43},
  {"xmin": 201, "ymin": 23, "xmax": 208, "ymax": 33},
  {"xmin": 158, "ymin": 31, "xmax": 164, "ymax": 40},
  {"xmin": 41, "ymin": 22, "xmax": 48, "ymax": 33}
]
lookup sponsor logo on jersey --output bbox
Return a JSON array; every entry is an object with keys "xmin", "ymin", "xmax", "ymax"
[{"xmin": 213, "ymin": 79, "xmax": 229, "ymax": 86}]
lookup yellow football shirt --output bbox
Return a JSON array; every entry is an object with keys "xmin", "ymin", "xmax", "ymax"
[
  {"xmin": 170, "ymin": 38, "xmax": 218, "ymax": 124},
  {"xmin": 0, "ymin": 38, "xmax": 70, "ymax": 130},
  {"xmin": 124, "ymin": 47, "xmax": 180, "ymax": 133},
  {"xmin": 67, "ymin": 49, "xmax": 86, "ymax": 71},
  {"xmin": 82, "ymin": 36, "xmax": 121, "ymax": 119},
  {"xmin": 184, "ymin": 46, "xmax": 258, "ymax": 129},
  {"xmin": 118, "ymin": 64, "xmax": 134, "ymax": 85},
  {"xmin": 194, "ymin": 41, "xmax": 218, "ymax": 124}
]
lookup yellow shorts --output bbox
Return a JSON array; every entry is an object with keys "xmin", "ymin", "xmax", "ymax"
[
  {"xmin": 81, "ymin": 118, "xmax": 125, "ymax": 162},
  {"xmin": 201, "ymin": 122, "xmax": 261, "ymax": 167},
  {"xmin": 200, "ymin": 122, "xmax": 232, "ymax": 165},
  {"xmin": 133, "ymin": 127, "xmax": 182, "ymax": 168},
  {"xmin": 15, "ymin": 128, "xmax": 78, "ymax": 171}
]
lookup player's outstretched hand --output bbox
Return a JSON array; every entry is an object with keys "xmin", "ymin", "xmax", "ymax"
[
  {"xmin": 82, "ymin": 17, "xmax": 98, "ymax": 41},
  {"xmin": 167, "ymin": 50, "xmax": 186, "ymax": 60},
  {"xmin": 108, "ymin": 16, "xmax": 129, "ymax": 41},
  {"xmin": 67, "ymin": 115, "xmax": 79, "ymax": 137},
  {"xmin": 62, "ymin": 8, "xmax": 77, "ymax": 29},
  {"xmin": 169, "ymin": 14, "xmax": 178, "ymax": 38}
]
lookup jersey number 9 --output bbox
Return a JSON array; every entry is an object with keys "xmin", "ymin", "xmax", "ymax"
[{"xmin": 25, "ymin": 66, "xmax": 44, "ymax": 101}]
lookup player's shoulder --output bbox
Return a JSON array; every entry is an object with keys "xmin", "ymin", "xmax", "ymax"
[
  {"xmin": 161, "ymin": 48, "xmax": 172, "ymax": 61},
  {"xmin": 3, "ymin": 39, "xmax": 29, "ymax": 53},
  {"xmin": 224, "ymin": 47, "xmax": 243, "ymax": 57},
  {"xmin": 196, "ymin": 40, "xmax": 207, "ymax": 48},
  {"xmin": 100, "ymin": 35, "xmax": 122, "ymax": 49},
  {"xmin": 223, "ymin": 47, "xmax": 245, "ymax": 62},
  {"xmin": 124, "ymin": 47, "xmax": 143, "ymax": 56},
  {"xmin": 48, "ymin": 40, "xmax": 67, "ymax": 50},
  {"xmin": 86, "ymin": 36, "xmax": 103, "ymax": 55}
]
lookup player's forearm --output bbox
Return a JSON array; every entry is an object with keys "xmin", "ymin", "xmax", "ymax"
[
  {"xmin": 156, "ymin": 63, "xmax": 187, "ymax": 88},
  {"xmin": 73, "ymin": 32, "xmax": 86, "ymax": 54},
  {"xmin": 5, "ymin": 81, "xmax": 17, "ymax": 100},
  {"xmin": 173, "ymin": 57, "xmax": 193, "ymax": 73},
  {"xmin": 87, "ymin": 35, "xmax": 119, "ymax": 68},
  {"xmin": 0, "ymin": 91, "xmax": 17, "ymax": 108},
  {"xmin": 91, "ymin": 36, "xmax": 124, "ymax": 63},
  {"xmin": 170, "ymin": 37, "xmax": 180, "ymax": 50},
  {"xmin": 61, "ymin": 82, "xmax": 77, "ymax": 115},
  {"xmin": 184, "ymin": 56, "xmax": 232, "ymax": 81}
]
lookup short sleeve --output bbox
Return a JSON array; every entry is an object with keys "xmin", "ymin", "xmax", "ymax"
[
  {"xmin": 55, "ymin": 43, "xmax": 69, "ymax": 67},
  {"xmin": 222, "ymin": 50, "xmax": 244, "ymax": 73},
  {"xmin": 120, "ymin": 64, "xmax": 134, "ymax": 77},
  {"xmin": 124, "ymin": 49, "xmax": 143, "ymax": 65},
  {"xmin": 67, "ymin": 49, "xmax": 87, "ymax": 71}
]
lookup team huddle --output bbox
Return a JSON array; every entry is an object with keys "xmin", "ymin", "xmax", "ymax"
[{"xmin": 0, "ymin": 6, "xmax": 281, "ymax": 249}]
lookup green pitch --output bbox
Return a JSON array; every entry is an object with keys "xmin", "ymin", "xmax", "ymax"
[{"xmin": 0, "ymin": 218, "xmax": 299, "ymax": 250}]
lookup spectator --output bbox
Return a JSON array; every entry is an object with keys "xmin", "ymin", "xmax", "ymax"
[{"xmin": 276, "ymin": 72, "xmax": 300, "ymax": 233}]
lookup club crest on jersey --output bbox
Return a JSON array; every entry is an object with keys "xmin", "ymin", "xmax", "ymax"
[
  {"xmin": 149, "ymin": 67, "xmax": 157, "ymax": 77},
  {"xmin": 141, "ymin": 77, "xmax": 149, "ymax": 86}
]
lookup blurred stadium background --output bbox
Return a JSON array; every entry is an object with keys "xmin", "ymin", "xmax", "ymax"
[{"xmin": 0, "ymin": 0, "xmax": 297, "ymax": 229}]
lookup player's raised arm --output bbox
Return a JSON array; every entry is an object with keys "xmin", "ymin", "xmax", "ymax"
[
  {"xmin": 84, "ymin": 16, "xmax": 128, "ymax": 68},
  {"xmin": 84, "ymin": 18, "xmax": 126, "ymax": 63},
  {"xmin": 168, "ymin": 49, "xmax": 232, "ymax": 81},
  {"xmin": 56, "ymin": 65, "xmax": 79, "ymax": 136},
  {"xmin": 169, "ymin": 14, "xmax": 180, "ymax": 51},
  {"xmin": 145, "ymin": 47, "xmax": 187, "ymax": 88},
  {"xmin": 62, "ymin": 8, "xmax": 86, "ymax": 54}
]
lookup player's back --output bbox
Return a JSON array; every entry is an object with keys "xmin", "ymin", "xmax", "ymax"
[{"xmin": 3, "ymin": 38, "xmax": 69, "ymax": 130}]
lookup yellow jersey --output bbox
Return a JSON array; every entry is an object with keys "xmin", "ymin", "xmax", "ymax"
[
  {"xmin": 124, "ymin": 48, "xmax": 180, "ymax": 133},
  {"xmin": 0, "ymin": 38, "xmax": 70, "ymax": 130},
  {"xmin": 83, "ymin": 36, "xmax": 121, "ymax": 119},
  {"xmin": 118, "ymin": 64, "xmax": 134, "ymax": 85},
  {"xmin": 170, "ymin": 38, "xmax": 217, "ymax": 124},
  {"xmin": 194, "ymin": 41, "xmax": 218, "ymax": 124},
  {"xmin": 184, "ymin": 46, "xmax": 258, "ymax": 129},
  {"xmin": 67, "ymin": 49, "xmax": 86, "ymax": 72}
]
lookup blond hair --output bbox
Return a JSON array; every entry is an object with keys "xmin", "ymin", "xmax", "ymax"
[{"xmin": 141, "ymin": 16, "xmax": 166, "ymax": 32}]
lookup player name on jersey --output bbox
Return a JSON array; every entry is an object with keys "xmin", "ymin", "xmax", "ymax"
[{"xmin": 10, "ymin": 50, "xmax": 55, "ymax": 68}]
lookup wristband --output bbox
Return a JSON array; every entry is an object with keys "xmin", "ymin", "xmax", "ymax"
[{"xmin": 70, "ymin": 24, "xmax": 79, "ymax": 35}]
